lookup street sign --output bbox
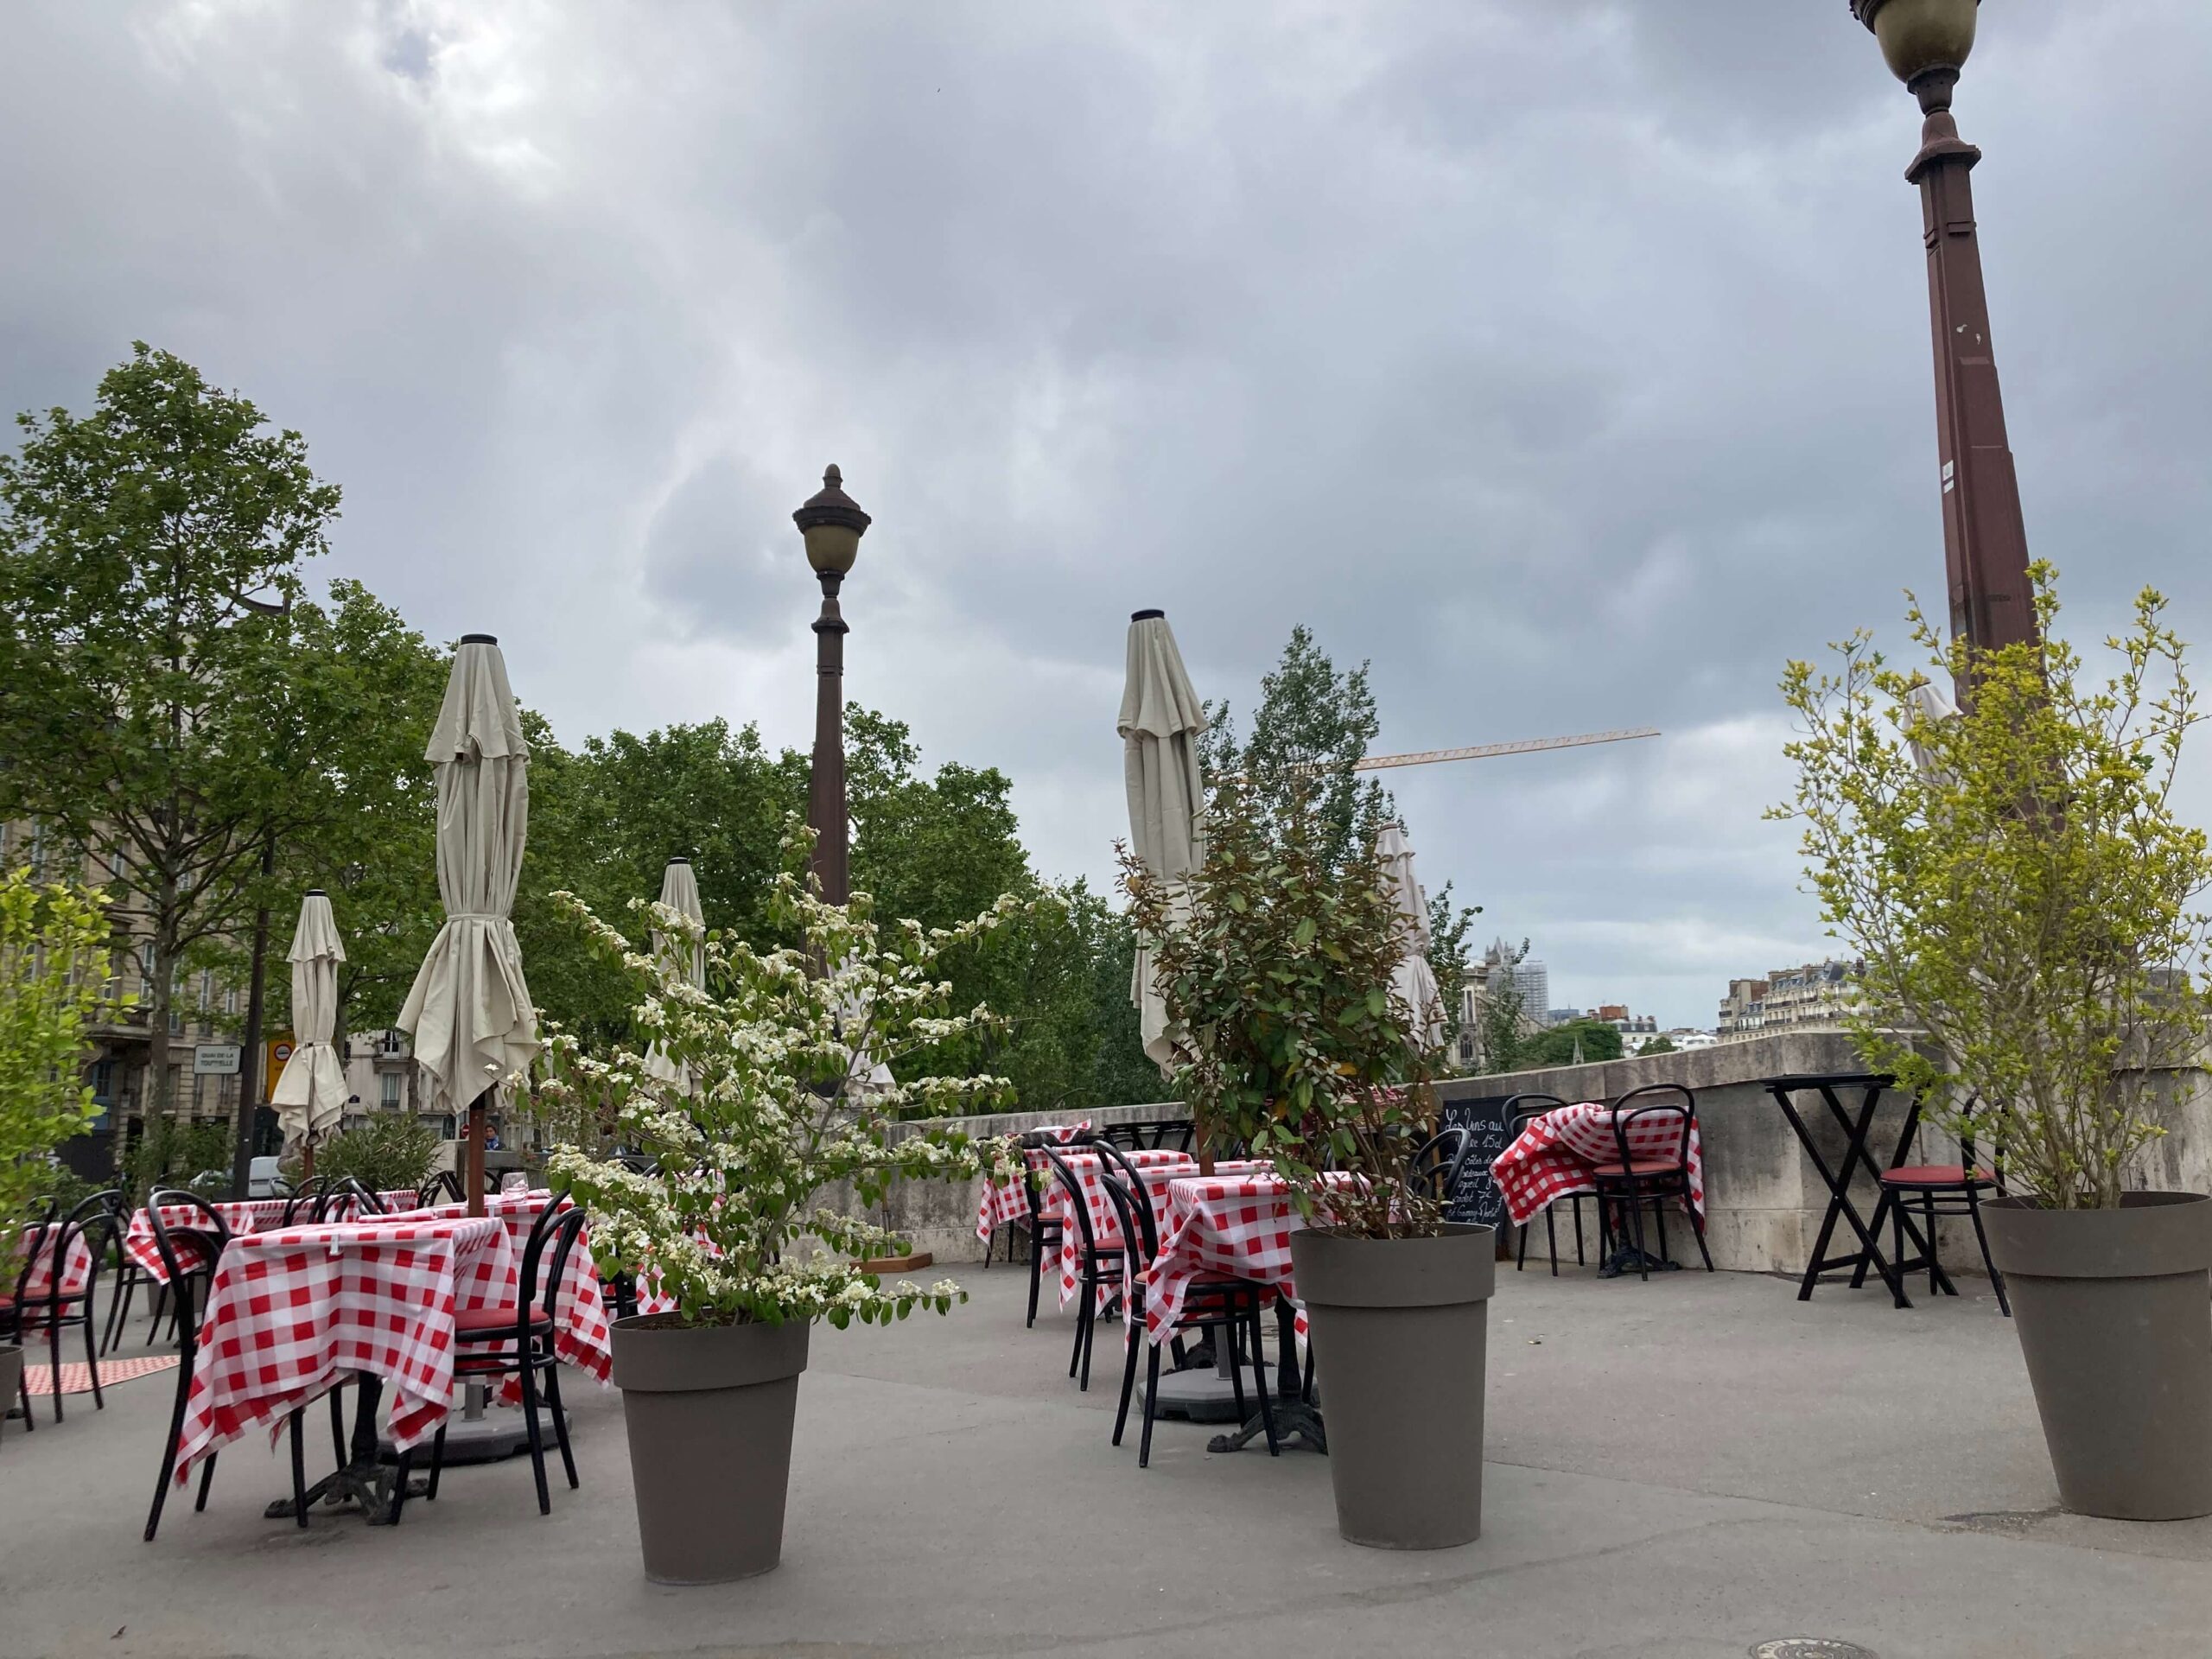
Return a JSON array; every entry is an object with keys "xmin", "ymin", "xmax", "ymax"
[{"xmin": 194, "ymin": 1043, "xmax": 243, "ymax": 1076}]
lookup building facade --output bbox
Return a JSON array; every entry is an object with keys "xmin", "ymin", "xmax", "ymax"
[{"xmin": 1717, "ymin": 961, "xmax": 1863, "ymax": 1040}]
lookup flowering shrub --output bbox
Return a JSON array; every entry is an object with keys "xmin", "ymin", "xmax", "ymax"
[{"xmin": 523, "ymin": 832, "xmax": 1025, "ymax": 1327}]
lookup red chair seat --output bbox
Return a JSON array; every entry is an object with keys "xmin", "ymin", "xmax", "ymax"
[
  {"xmin": 1591, "ymin": 1160, "xmax": 1683, "ymax": 1178},
  {"xmin": 1880, "ymin": 1164, "xmax": 1995, "ymax": 1187},
  {"xmin": 453, "ymin": 1303, "xmax": 552, "ymax": 1336}
]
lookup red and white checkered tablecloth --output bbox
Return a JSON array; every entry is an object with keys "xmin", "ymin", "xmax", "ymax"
[
  {"xmin": 1038, "ymin": 1149, "xmax": 1197, "ymax": 1310},
  {"xmin": 1489, "ymin": 1101, "xmax": 1704, "ymax": 1227},
  {"xmin": 10, "ymin": 1224, "xmax": 95, "ymax": 1304},
  {"xmin": 1142, "ymin": 1167, "xmax": 1348, "ymax": 1344},
  {"xmin": 173, "ymin": 1215, "xmax": 514, "ymax": 1481},
  {"xmin": 384, "ymin": 1191, "xmax": 612, "ymax": 1385},
  {"xmin": 974, "ymin": 1122, "xmax": 1092, "ymax": 1243},
  {"xmin": 124, "ymin": 1199, "xmax": 296, "ymax": 1281}
]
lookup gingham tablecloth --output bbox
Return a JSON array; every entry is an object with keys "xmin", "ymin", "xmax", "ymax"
[
  {"xmin": 385, "ymin": 1191, "xmax": 612, "ymax": 1385},
  {"xmin": 1489, "ymin": 1102, "xmax": 1705, "ymax": 1227},
  {"xmin": 173, "ymin": 1215, "xmax": 515, "ymax": 1480},
  {"xmin": 1039, "ymin": 1149, "xmax": 1197, "ymax": 1310},
  {"xmin": 123, "ymin": 1199, "xmax": 296, "ymax": 1281},
  {"xmin": 974, "ymin": 1122, "xmax": 1092, "ymax": 1244},
  {"xmin": 10, "ymin": 1224, "xmax": 95, "ymax": 1303},
  {"xmin": 1142, "ymin": 1166, "xmax": 1339, "ymax": 1344}
]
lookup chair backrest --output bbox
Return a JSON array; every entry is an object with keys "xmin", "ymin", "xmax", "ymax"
[
  {"xmin": 143, "ymin": 1189, "xmax": 234, "ymax": 1354},
  {"xmin": 612, "ymin": 1154, "xmax": 658, "ymax": 1179},
  {"xmin": 416, "ymin": 1169, "xmax": 466, "ymax": 1206},
  {"xmin": 315, "ymin": 1176, "xmax": 386, "ymax": 1222},
  {"xmin": 1408, "ymin": 1127, "xmax": 1472, "ymax": 1205},
  {"xmin": 1088, "ymin": 1137, "xmax": 1165, "ymax": 1265},
  {"xmin": 1607, "ymin": 1083, "xmax": 1696, "ymax": 1167},
  {"xmin": 9, "ymin": 1198, "xmax": 62, "ymax": 1305},
  {"xmin": 283, "ymin": 1176, "xmax": 334, "ymax": 1225},
  {"xmin": 519, "ymin": 1200, "xmax": 586, "ymax": 1317},
  {"xmin": 65, "ymin": 1189, "xmax": 124, "ymax": 1285},
  {"xmin": 1038, "ymin": 1147, "xmax": 1103, "ymax": 1259},
  {"xmin": 1502, "ymin": 1093, "xmax": 1567, "ymax": 1142}
]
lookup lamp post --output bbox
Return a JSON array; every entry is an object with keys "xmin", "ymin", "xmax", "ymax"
[
  {"xmin": 792, "ymin": 465, "xmax": 871, "ymax": 906},
  {"xmin": 1851, "ymin": 0, "xmax": 2037, "ymax": 657}
]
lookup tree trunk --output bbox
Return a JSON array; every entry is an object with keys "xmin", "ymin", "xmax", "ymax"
[
  {"xmin": 229, "ymin": 836, "xmax": 276, "ymax": 1197},
  {"xmin": 146, "ymin": 875, "xmax": 179, "ymax": 1121}
]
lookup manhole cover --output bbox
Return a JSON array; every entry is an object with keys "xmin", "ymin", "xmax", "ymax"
[{"xmin": 1751, "ymin": 1643, "xmax": 1878, "ymax": 1659}]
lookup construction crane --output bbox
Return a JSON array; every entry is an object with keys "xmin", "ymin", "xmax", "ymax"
[{"xmin": 1352, "ymin": 727, "xmax": 1660, "ymax": 773}]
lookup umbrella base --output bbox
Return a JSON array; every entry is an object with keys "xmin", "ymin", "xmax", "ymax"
[
  {"xmin": 380, "ymin": 1397, "xmax": 570, "ymax": 1465},
  {"xmin": 1148, "ymin": 1360, "xmax": 1272, "ymax": 1423}
]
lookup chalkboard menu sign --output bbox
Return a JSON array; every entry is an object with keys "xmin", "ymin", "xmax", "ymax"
[{"xmin": 1438, "ymin": 1094, "xmax": 1516, "ymax": 1230}]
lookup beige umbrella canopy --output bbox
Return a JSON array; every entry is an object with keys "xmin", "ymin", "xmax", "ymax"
[
  {"xmin": 642, "ymin": 855, "xmax": 705, "ymax": 1087},
  {"xmin": 270, "ymin": 890, "xmax": 349, "ymax": 1154},
  {"xmin": 1377, "ymin": 822, "xmax": 1447, "ymax": 1053},
  {"xmin": 1119, "ymin": 608, "xmax": 1209, "ymax": 1071},
  {"xmin": 397, "ymin": 634, "xmax": 539, "ymax": 1213}
]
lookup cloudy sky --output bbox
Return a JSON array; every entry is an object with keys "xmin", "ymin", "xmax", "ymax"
[{"xmin": 4, "ymin": 2, "xmax": 2209, "ymax": 1028}]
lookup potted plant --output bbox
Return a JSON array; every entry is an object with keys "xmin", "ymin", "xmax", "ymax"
[
  {"xmin": 1124, "ymin": 777, "xmax": 1489, "ymax": 1549},
  {"xmin": 2, "ymin": 869, "xmax": 118, "ymax": 1419},
  {"xmin": 522, "ymin": 832, "xmax": 1022, "ymax": 1582},
  {"xmin": 1779, "ymin": 565, "xmax": 2212, "ymax": 1520}
]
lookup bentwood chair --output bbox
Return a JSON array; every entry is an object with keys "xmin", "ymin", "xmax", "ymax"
[
  {"xmin": 282, "ymin": 1178, "xmax": 335, "ymax": 1226},
  {"xmin": 1097, "ymin": 1119, "xmax": 1198, "ymax": 1154},
  {"xmin": 413, "ymin": 1169, "xmax": 466, "ymax": 1207},
  {"xmin": 5, "ymin": 1192, "xmax": 123, "ymax": 1426},
  {"xmin": 1503, "ymin": 1094, "xmax": 1584, "ymax": 1274},
  {"xmin": 1039, "ymin": 1147, "xmax": 1127, "ymax": 1392},
  {"xmin": 1016, "ymin": 1134, "xmax": 1065, "ymax": 1328},
  {"xmin": 1091, "ymin": 1139, "xmax": 1277, "ymax": 1468},
  {"xmin": 313, "ymin": 1177, "xmax": 387, "ymax": 1223},
  {"xmin": 1870, "ymin": 1108, "xmax": 2011, "ymax": 1315},
  {"xmin": 1592, "ymin": 1084, "xmax": 1714, "ymax": 1281},
  {"xmin": 423, "ymin": 1200, "xmax": 586, "ymax": 1516},
  {"xmin": 142, "ymin": 1192, "xmax": 327, "ymax": 1538},
  {"xmin": 1408, "ymin": 1127, "xmax": 1473, "ymax": 1205}
]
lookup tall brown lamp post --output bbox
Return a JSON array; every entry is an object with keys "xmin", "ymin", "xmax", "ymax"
[
  {"xmin": 793, "ymin": 465, "xmax": 871, "ymax": 906},
  {"xmin": 1851, "ymin": 0, "xmax": 2037, "ymax": 657}
]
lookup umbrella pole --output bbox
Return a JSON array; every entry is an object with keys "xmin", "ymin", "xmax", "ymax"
[
  {"xmin": 466, "ymin": 1090, "xmax": 489, "ymax": 1218},
  {"xmin": 301, "ymin": 1142, "xmax": 316, "ymax": 1183}
]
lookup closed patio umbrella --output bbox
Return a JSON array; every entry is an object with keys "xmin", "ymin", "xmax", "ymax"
[
  {"xmin": 1118, "ymin": 608, "xmax": 1208, "ymax": 1072},
  {"xmin": 1377, "ymin": 822, "xmax": 1447, "ymax": 1053},
  {"xmin": 270, "ymin": 889, "xmax": 348, "ymax": 1157},
  {"xmin": 642, "ymin": 855, "xmax": 704, "ymax": 1087},
  {"xmin": 397, "ymin": 634, "xmax": 539, "ymax": 1217}
]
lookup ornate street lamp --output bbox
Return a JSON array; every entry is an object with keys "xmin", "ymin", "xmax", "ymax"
[
  {"xmin": 792, "ymin": 464, "xmax": 871, "ymax": 906},
  {"xmin": 1851, "ymin": 0, "xmax": 2037, "ymax": 656}
]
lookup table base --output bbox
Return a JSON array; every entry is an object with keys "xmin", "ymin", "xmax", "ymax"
[
  {"xmin": 1599, "ymin": 1244, "xmax": 1679, "ymax": 1279},
  {"xmin": 1209, "ymin": 1395, "xmax": 1326, "ymax": 1455}
]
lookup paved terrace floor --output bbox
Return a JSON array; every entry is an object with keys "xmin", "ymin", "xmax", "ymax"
[{"xmin": 3, "ymin": 1258, "xmax": 2209, "ymax": 1659}]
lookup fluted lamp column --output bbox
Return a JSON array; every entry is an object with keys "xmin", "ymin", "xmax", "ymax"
[
  {"xmin": 792, "ymin": 465, "xmax": 871, "ymax": 906},
  {"xmin": 1851, "ymin": 0, "xmax": 2037, "ymax": 658}
]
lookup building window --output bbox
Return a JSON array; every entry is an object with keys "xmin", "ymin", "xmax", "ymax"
[{"xmin": 380, "ymin": 1072, "xmax": 402, "ymax": 1110}]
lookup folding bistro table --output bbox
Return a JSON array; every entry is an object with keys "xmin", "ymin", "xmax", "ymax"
[{"xmin": 1761, "ymin": 1072, "xmax": 1950, "ymax": 1309}]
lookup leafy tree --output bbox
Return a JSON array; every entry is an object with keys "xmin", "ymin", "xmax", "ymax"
[
  {"xmin": 0, "ymin": 873, "xmax": 117, "ymax": 1248},
  {"xmin": 1474, "ymin": 937, "xmax": 1531, "ymax": 1074},
  {"xmin": 0, "ymin": 346, "xmax": 339, "ymax": 1120},
  {"xmin": 1775, "ymin": 566, "xmax": 2212, "ymax": 1209},
  {"xmin": 1521, "ymin": 1018, "xmax": 1624, "ymax": 1068},
  {"xmin": 1425, "ymin": 882, "xmax": 1480, "ymax": 1059},
  {"xmin": 1640, "ymin": 1034, "xmax": 1679, "ymax": 1056},
  {"xmin": 1200, "ymin": 625, "xmax": 1393, "ymax": 870},
  {"xmin": 303, "ymin": 1113, "xmax": 441, "ymax": 1197}
]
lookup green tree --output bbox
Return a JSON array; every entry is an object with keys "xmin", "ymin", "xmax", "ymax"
[
  {"xmin": 1640, "ymin": 1034, "xmax": 1679, "ymax": 1056},
  {"xmin": 1474, "ymin": 937, "xmax": 1530, "ymax": 1074},
  {"xmin": 1775, "ymin": 567, "xmax": 2212, "ymax": 1208},
  {"xmin": 1425, "ymin": 883, "xmax": 1480, "ymax": 1060},
  {"xmin": 0, "ymin": 872, "xmax": 117, "ymax": 1249},
  {"xmin": 0, "ymin": 346, "xmax": 340, "ymax": 1120},
  {"xmin": 1521, "ymin": 1018, "xmax": 1624, "ymax": 1068}
]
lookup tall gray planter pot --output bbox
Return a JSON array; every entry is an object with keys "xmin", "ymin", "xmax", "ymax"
[
  {"xmin": 1290, "ymin": 1224, "xmax": 1495, "ymax": 1549},
  {"xmin": 0, "ymin": 1342, "xmax": 21, "ymax": 1439},
  {"xmin": 610, "ymin": 1315, "xmax": 811, "ymax": 1583},
  {"xmin": 1982, "ymin": 1192, "xmax": 2212, "ymax": 1521}
]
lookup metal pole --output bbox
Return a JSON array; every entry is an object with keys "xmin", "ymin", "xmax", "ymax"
[
  {"xmin": 228, "ymin": 836, "xmax": 276, "ymax": 1198},
  {"xmin": 1903, "ymin": 68, "xmax": 2037, "ymax": 659},
  {"xmin": 807, "ymin": 571, "xmax": 850, "ymax": 907}
]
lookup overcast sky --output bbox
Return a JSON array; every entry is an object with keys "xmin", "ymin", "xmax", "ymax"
[{"xmin": 4, "ymin": 2, "xmax": 2209, "ymax": 1028}]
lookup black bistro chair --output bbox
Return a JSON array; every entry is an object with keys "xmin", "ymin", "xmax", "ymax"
[
  {"xmin": 1011, "ymin": 1134, "xmax": 1065, "ymax": 1328},
  {"xmin": 282, "ymin": 1177, "xmax": 335, "ymax": 1226},
  {"xmin": 6, "ymin": 1192, "xmax": 119, "ymax": 1426},
  {"xmin": 1090, "ymin": 1138, "xmax": 1277, "ymax": 1467},
  {"xmin": 414, "ymin": 1168, "xmax": 467, "ymax": 1207},
  {"xmin": 1592, "ymin": 1084, "xmax": 1714, "ymax": 1281},
  {"xmin": 1039, "ymin": 1147, "xmax": 1127, "ymax": 1392},
  {"xmin": 1502, "ymin": 1093, "xmax": 1588, "ymax": 1275},
  {"xmin": 1097, "ymin": 1119, "xmax": 1198, "ymax": 1154},
  {"xmin": 142, "ymin": 1191, "xmax": 330, "ymax": 1538},
  {"xmin": 423, "ymin": 1200, "xmax": 587, "ymax": 1516},
  {"xmin": 1408, "ymin": 1126, "xmax": 1473, "ymax": 1205},
  {"xmin": 313, "ymin": 1177, "xmax": 387, "ymax": 1223},
  {"xmin": 1871, "ymin": 1111, "xmax": 2011, "ymax": 1316}
]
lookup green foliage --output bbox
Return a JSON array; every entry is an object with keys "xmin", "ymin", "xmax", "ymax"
[
  {"xmin": 1123, "ymin": 777, "xmax": 1438, "ymax": 1238},
  {"xmin": 1425, "ymin": 882, "xmax": 1480, "ymax": 1059},
  {"xmin": 0, "ymin": 345, "xmax": 355, "ymax": 1117},
  {"xmin": 1474, "ymin": 937, "xmax": 1531, "ymax": 1074},
  {"xmin": 525, "ymin": 827, "xmax": 1027, "ymax": 1328},
  {"xmin": 309, "ymin": 1114, "xmax": 442, "ymax": 1198},
  {"xmin": 121, "ymin": 1115, "xmax": 233, "ymax": 1209},
  {"xmin": 1521, "ymin": 1018, "xmax": 1624, "ymax": 1068},
  {"xmin": 1774, "ymin": 566, "xmax": 2212, "ymax": 1209},
  {"xmin": 1200, "ymin": 625, "xmax": 1393, "ymax": 873},
  {"xmin": 1640, "ymin": 1035, "xmax": 1679, "ymax": 1056},
  {"xmin": 0, "ymin": 873, "xmax": 117, "ymax": 1246}
]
